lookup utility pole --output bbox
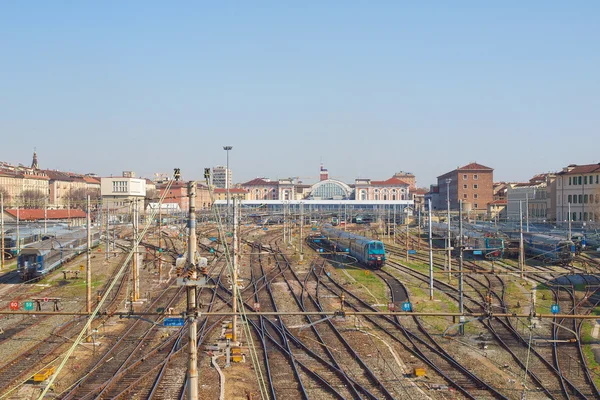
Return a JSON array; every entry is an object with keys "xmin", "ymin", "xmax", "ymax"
[
  {"xmin": 223, "ymin": 146, "xmax": 232, "ymax": 229},
  {"xmin": 105, "ymin": 202, "xmax": 109, "ymax": 260},
  {"xmin": 417, "ymin": 208, "xmax": 421, "ymax": 250},
  {"xmin": 568, "ymin": 202, "xmax": 572, "ymax": 240},
  {"xmin": 1, "ymin": 193, "xmax": 4, "ymax": 270},
  {"xmin": 44, "ymin": 198, "xmax": 47, "ymax": 234},
  {"xmin": 526, "ymin": 194, "xmax": 529, "ymax": 233},
  {"xmin": 232, "ymin": 197, "xmax": 239, "ymax": 343},
  {"xmin": 86, "ymin": 195, "xmax": 92, "ymax": 341},
  {"xmin": 519, "ymin": 201, "xmax": 525, "ymax": 279},
  {"xmin": 428, "ymin": 199, "xmax": 434, "ymax": 300},
  {"xmin": 299, "ymin": 202, "xmax": 304, "ymax": 262},
  {"xmin": 458, "ymin": 200, "xmax": 464, "ymax": 335},
  {"xmin": 16, "ymin": 203, "xmax": 20, "ymax": 254},
  {"xmin": 132, "ymin": 200, "xmax": 139, "ymax": 301},
  {"xmin": 405, "ymin": 224, "xmax": 409, "ymax": 262},
  {"xmin": 186, "ymin": 181, "xmax": 198, "ymax": 400},
  {"xmin": 158, "ymin": 206, "xmax": 162, "ymax": 278},
  {"xmin": 446, "ymin": 178, "xmax": 452, "ymax": 279}
]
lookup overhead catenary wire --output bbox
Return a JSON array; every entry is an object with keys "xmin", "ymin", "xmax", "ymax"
[
  {"xmin": 206, "ymin": 178, "xmax": 270, "ymax": 400},
  {"xmin": 37, "ymin": 175, "xmax": 177, "ymax": 399}
]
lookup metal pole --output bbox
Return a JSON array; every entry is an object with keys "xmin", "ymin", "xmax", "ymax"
[
  {"xmin": 44, "ymin": 198, "xmax": 47, "ymax": 234},
  {"xmin": 526, "ymin": 194, "xmax": 529, "ymax": 232},
  {"xmin": 133, "ymin": 200, "xmax": 139, "ymax": 301},
  {"xmin": 428, "ymin": 199, "xmax": 434, "ymax": 300},
  {"xmin": 459, "ymin": 200, "xmax": 464, "ymax": 335},
  {"xmin": 418, "ymin": 208, "xmax": 421, "ymax": 250},
  {"xmin": 299, "ymin": 202, "xmax": 304, "ymax": 262},
  {"xmin": 519, "ymin": 201, "xmax": 524, "ymax": 279},
  {"xmin": 16, "ymin": 203, "xmax": 19, "ymax": 254},
  {"xmin": 1, "ymin": 193, "xmax": 4, "ymax": 270},
  {"xmin": 446, "ymin": 178, "xmax": 452, "ymax": 279},
  {"xmin": 568, "ymin": 202, "xmax": 572, "ymax": 240},
  {"xmin": 224, "ymin": 146, "xmax": 232, "ymax": 229},
  {"xmin": 105, "ymin": 202, "xmax": 109, "ymax": 260},
  {"xmin": 187, "ymin": 181, "xmax": 198, "ymax": 400},
  {"xmin": 86, "ymin": 195, "xmax": 92, "ymax": 341},
  {"xmin": 158, "ymin": 206, "xmax": 162, "ymax": 279},
  {"xmin": 405, "ymin": 224, "xmax": 409, "ymax": 262},
  {"xmin": 232, "ymin": 197, "xmax": 239, "ymax": 342}
]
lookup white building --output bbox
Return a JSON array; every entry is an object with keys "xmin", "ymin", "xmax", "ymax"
[
  {"xmin": 101, "ymin": 176, "xmax": 146, "ymax": 215},
  {"xmin": 212, "ymin": 166, "xmax": 231, "ymax": 189},
  {"xmin": 555, "ymin": 163, "xmax": 600, "ymax": 223}
]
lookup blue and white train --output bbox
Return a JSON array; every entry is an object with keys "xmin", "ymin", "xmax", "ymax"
[
  {"xmin": 506, "ymin": 232, "xmax": 574, "ymax": 265},
  {"xmin": 320, "ymin": 224, "xmax": 386, "ymax": 268},
  {"xmin": 430, "ymin": 222, "xmax": 505, "ymax": 259},
  {"xmin": 17, "ymin": 228, "xmax": 101, "ymax": 281}
]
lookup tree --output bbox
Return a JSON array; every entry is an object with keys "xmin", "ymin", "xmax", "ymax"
[
  {"xmin": 67, "ymin": 187, "xmax": 101, "ymax": 211},
  {"xmin": 0, "ymin": 187, "xmax": 9, "ymax": 205},
  {"xmin": 20, "ymin": 190, "xmax": 46, "ymax": 209}
]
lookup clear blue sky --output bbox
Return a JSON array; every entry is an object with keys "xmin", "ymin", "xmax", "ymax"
[{"xmin": 1, "ymin": 2, "xmax": 598, "ymax": 187}]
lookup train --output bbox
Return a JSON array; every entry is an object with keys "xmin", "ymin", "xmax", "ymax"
[
  {"xmin": 505, "ymin": 231, "xmax": 574, "ymax": 265},
  {"xmin": 320, "ymin": 224, "xmax": 386, "ymax": 268},
  {"xmin": 2, "ymin": 225, "xmax": 72, "ymax": 259},
  {"xmin": 430, "ymin": 222, "xmax": 505, "ymax": 259},
  {"xmin": 17, "ymin": 228, "xmax": 101, "ymax": 281}
]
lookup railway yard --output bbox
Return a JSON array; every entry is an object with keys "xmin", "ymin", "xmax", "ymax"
[{"xmin": 0, "ymin": 218, "xmax": 600, "ymax": 400}]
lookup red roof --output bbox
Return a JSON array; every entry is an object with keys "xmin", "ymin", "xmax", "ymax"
[
  {"xmin": 458, "ymin": 162, "xmax": 493, "ymax": 171},
  {"xmin": 214, "ymin": 188, "xmax": 247, "ymax": 194},
  {"xmin": 370, "ymin": 177, "xmax": 410, "ymax": 186},
  {"xmin": 83, "ymin": 176, "xmax": 101, "ymax": 184},
  {"xmin": 413, "ymin": 188, "xmax": 428, "ymax": 195},
  {"xmin": 4, "ymin": 209, "xmax": 87, "ymax": 220},
  {"xmin": 242, "ymin": 178, "xmax": 278, "ymax": 186},
  {"xmin": 558, "ymin": 163, "xmax": 600, "ymax": 175},
  {"xmin": 488, "ymin": 200, "xmax": 507, "ymax": 205}
]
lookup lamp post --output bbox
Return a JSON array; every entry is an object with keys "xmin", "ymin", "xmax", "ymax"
[
  {"xmin": 446, "ymin": 178, "xmax": 452, "ymax": 278},
  {"xmin": 223, "ymin": 146, "xmax": 233, "ymax": 227}
]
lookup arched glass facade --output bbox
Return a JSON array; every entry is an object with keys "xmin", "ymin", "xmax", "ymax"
[{"xmin": 308, "ymin": 180, "xmax": 352, "ymax": 200}]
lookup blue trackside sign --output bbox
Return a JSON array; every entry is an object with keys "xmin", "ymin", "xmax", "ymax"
[
  {"xmin": 473, "ymin": 250, "xmax": 483, "ymax": 255},
  {"xmin": 408, "ymin": 250, "xmax": 417, "ymax": 255},
  {"xmin": 551, "ymin": 304, "xmax": 560, "ymax": 314},
  {"xmin": 164, "ymin": 317, "xmax": 185, "ymax": 327}
]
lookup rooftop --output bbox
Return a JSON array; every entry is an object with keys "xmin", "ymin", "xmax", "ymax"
[{"xmin": 4, "ymin": 209, "xmax": 87, "ymax": 220}]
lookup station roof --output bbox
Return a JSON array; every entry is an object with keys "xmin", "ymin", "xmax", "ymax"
[{"xmin": 4, "ymin": 209, "xmax": 87, "ymax": 220}]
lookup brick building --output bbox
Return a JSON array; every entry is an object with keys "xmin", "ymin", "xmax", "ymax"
[{"xmin": 436, "ymin": 162, "xmax": 494, "ymax": 211}]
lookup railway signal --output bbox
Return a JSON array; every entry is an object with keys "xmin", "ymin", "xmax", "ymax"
[
  {"xmin": 551, "ymin": 304, "xmax": 560, "ymax": 314},
  {"xmin": 9, "ymin": 301, "xmax": 18, "ymax": 311},
  {"xmin": 24, "ymin": 301, "xmax": 34, "ymax": 311}
]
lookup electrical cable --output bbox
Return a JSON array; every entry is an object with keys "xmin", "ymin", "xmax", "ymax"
[{"xmin": 37, "ymin": 175, "xmax": 176, "ymax": 399}]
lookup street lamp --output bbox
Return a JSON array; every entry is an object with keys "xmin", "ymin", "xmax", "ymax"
[
  {"xmin": 223, "ymin": 146, "xmax": 233, "ymax": 225},
  {"xmin": 446, "ymin": 178, "xmax": 452, "ymax": 276}
]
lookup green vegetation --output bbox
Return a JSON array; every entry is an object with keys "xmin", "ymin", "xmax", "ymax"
[
  {"xmin": 580, "ymin": 319, "xmax": 600, "ymax": 387},
  {"xmin": 342, "ymin": 267, "xmax": 388, "ymax": 304},
  {"xmin": 535, "ymin": 283, "xmax": 555, "ymax": 313},
  {"xmin": 504, "ymin": 280, "xmax": 530, "ymax": 314}
]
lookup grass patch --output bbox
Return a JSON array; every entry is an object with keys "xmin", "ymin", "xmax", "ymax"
[
  {"xmin": 504, "ymin": 280, "xmax": 530, "ymax": 314},
  {"xmin": 342, "ymin": 267, "xmax": 388, "ymax": 304},
  {"xmin": 535, "ymin": 283, "xmax": 555, "ymax": 313}
]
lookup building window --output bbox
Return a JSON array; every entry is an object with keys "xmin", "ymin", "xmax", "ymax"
[
  {"xmin": 597, "ymin": 175, "xmax": 599, "ymax": 184},
  {"xmin": 584, "ymin": 194, "xmax": 589, "ymax": 203},
  {"xmin": 596, "ymin": 194, "xmax": 600, "ymax": 203},
  {"xmin": 568, "ymin": 195, "xmax": 572, "ymax": 203},
  {"xmin": 579, "ymin": 194, "xmax": 583, "ymax": 203},
  {"xmin": 578, "ymin": 176, "xmax": 582, "ymax": 185},
  {"xmin": 573, "ymin": 212, "xmax": 577, "ymax": 221},
  {"xmin": 473, "ymin": 184, "xmax": 478, "ymax": 189},
  {"xmin": 463, "ymin": 194, "xmax": 468, "ymax": 199},
  {"xmin": 473, "ymin": 194, "xmax": 478, "ymax": 199},
  {"xmin": 569, "ymin": 177, "xmax": 572, "ymax": 185},
  {"xmin": 573, "ymin": 196, "xmax": 578, "ymax": 204},
  {"xmin": 463, "ymin": 174, "xmax": 467, "ymax": 180},
  {"xmin": 584, "ymin": 212, "xmax": 588, "ymax": 221},
  {"xmin": 474, "ymin": 203, "xmax": 478, "ymax": 208},
  {"xmin": 473, "ymin": 174, "xmax": 478, "ymax": 180},
  {"xmin": 584, "ymin": 176, "xmax": 588, "ymax": 185},
  {"xmin": 590, "ymin": 175, "xmax": 594, "ymax": 184},
  {"xmin": 463, "ymin": 184, "xmax": 467, "ymax": 189}
]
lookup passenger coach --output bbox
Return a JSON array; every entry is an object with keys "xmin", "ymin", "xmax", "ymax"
[{"xmin": 321, "ymin": 224, "xmax": 386, "ymax": 268}]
